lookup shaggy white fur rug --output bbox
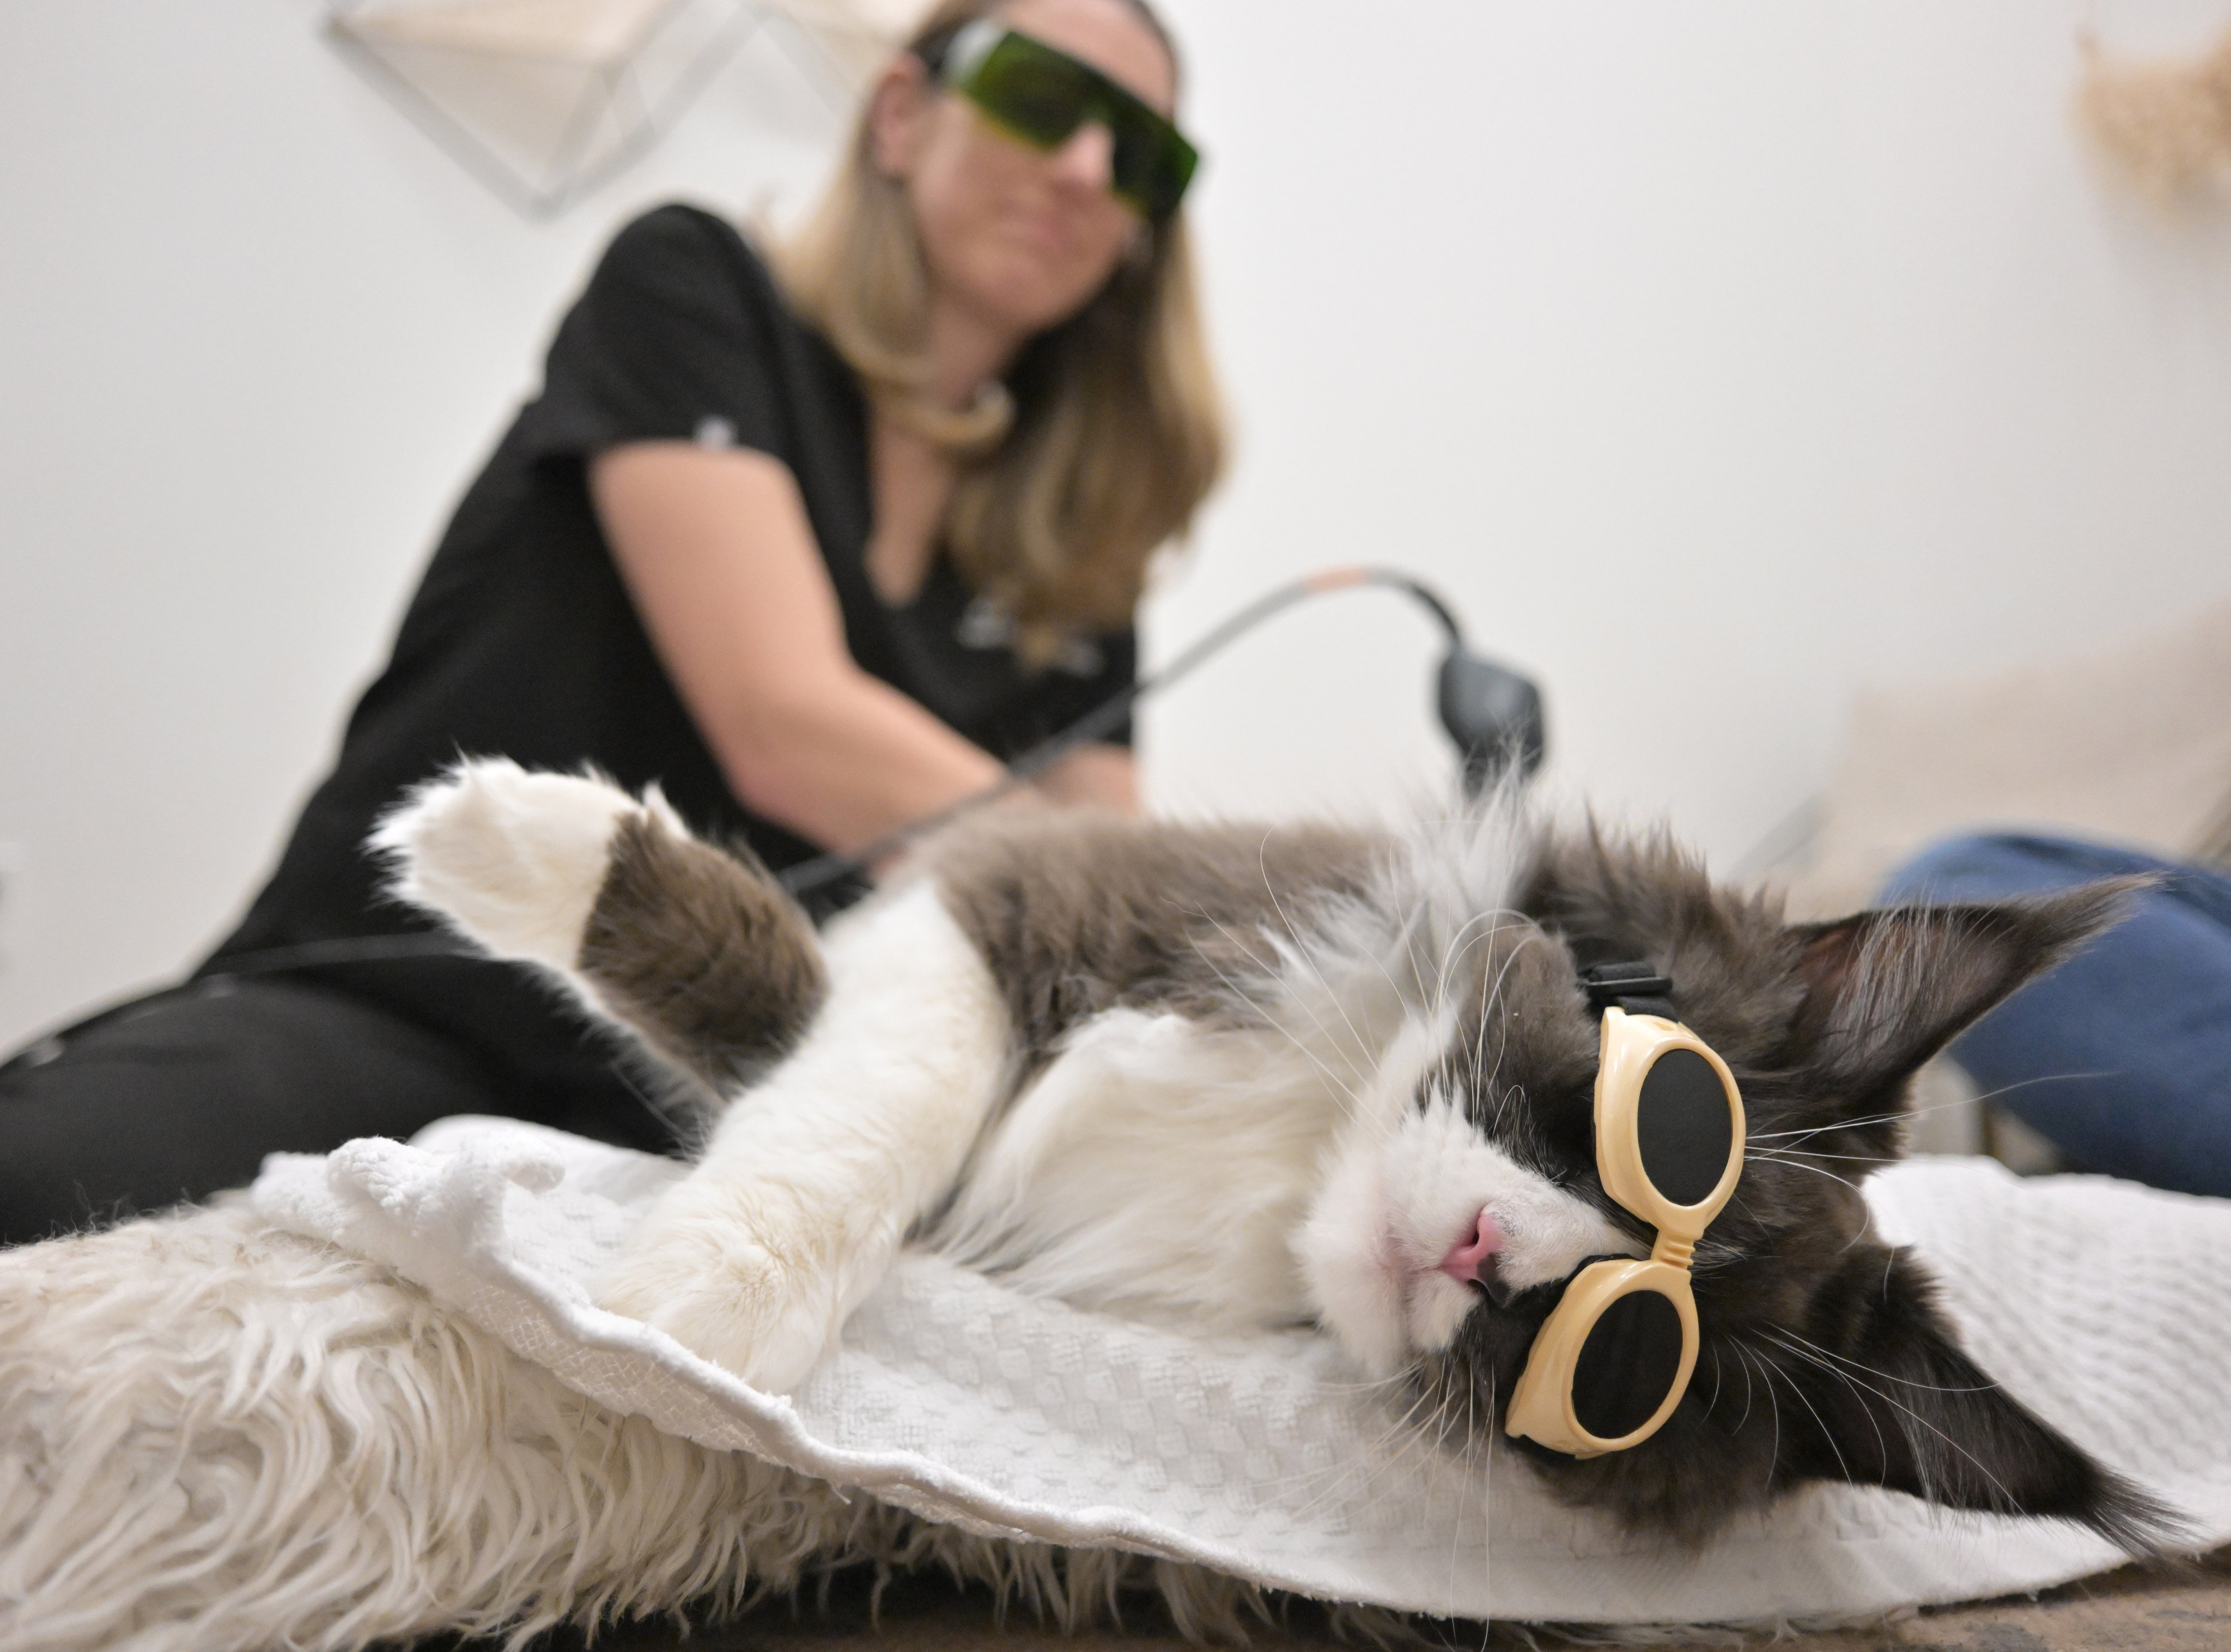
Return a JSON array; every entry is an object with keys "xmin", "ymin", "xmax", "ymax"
[
  {"xmin": 1, "ymin": 1193, "xmax": 1244, "ymax": 1652},
  {"xmin": 4, "ymin": 1116, "xmax": 2229, "ymax": 1651}
]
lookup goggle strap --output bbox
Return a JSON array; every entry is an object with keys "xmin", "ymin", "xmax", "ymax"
[
  {"xmin": 1578, "ymin": 961, "xmax": 1675, "ymax": 1022},
  {"xmin": 913, "ymin": 17, "xmax": 989, "ymax": 78},
  {"xmin": 929, "ymin": 17, "xmax": 1002, "ymax": 82}
]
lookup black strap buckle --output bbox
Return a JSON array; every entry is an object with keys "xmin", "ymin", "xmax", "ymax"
[{"xmin": 1578, "ymin": 961, "xmax": 1676, "ymax": 1019}]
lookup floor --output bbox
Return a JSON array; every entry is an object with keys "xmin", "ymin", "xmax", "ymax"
[{"xmin": 459, "ymin": 1545, "xmax": 2230, "ymax": 1651}]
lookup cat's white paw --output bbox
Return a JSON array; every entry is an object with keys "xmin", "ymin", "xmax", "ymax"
[
  {"xmin": 373, "ymin": 758, "xmax": 668, "ymax": 970},
  {"xmin": 597, "ymin": 1184, "xmax": 853, "ymax": 1393}
]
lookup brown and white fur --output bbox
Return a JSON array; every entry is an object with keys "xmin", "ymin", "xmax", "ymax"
[{"xmin": 379, "ymin": 758, "xmax": 2174, "ymax": 1548}]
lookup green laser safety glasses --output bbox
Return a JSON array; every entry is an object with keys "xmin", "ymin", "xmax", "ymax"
[{"xmin": 921, "ymin": 19, "xmax": 1200, "ymax": 222}]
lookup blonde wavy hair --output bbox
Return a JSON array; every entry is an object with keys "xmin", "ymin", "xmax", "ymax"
[{"xmin": 775, "ymin": 0, "xmax": 1225, "ymax": 657}]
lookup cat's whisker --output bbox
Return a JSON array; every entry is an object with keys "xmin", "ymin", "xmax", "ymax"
[
  {"xmin": 1199, "ymin": 965, "xmax": 1361, "ymax": 1106},
  {"xmin": 1490, "ymin": 1082, "xmax": 1525, "ymax": 1143},
  {"xmin": 1748, "ymin": 1069, "xmax": 2118, "ymax": 1161},
  {"xmin": 1767, "ymin": 1333, "xmax": 1939, "ymax": 1512},
  {"xmin": 1744, "ymin": 1081, "xmax": 2010, "ymax": 1144},
  {"xmin": 1303, "ymin": 855, "xmax": 1434, "ymax": 1022},
  {"xmin": 1730, "ymin": 1343, "xmax": 1781, "ymax": 1478},
  {"xmin": 1186, "ymin": 918, "xmax": 1371, "ymax": 1116},
  {"xmin": 1304, "ymin": 1367, "xmax": 1419, "ymax": 1394},
  {"xmin": 1268, "ymin": 1426, "xmax": 1412, "ymax": 1516},
  {"xmin": 1962, "ymin": 1070, "xmax": 2117, "ymax": 1108},
  {"xmin": 1482, "ymin": 1374, "xmax": 1498, "ymax": 1630},
  {"xmin": 1772, "ymin": 1327, "xmax": 1998, "ymax": 1396},
  {"xmin": 1248, "ymin": 1406, "xmax": 1420, "ymax": 1496},
  {"xmin": 1747, "ymin": 1114, "xmax": 1907, "ymax": 1141},
  {"xmin": 1824, "ymin": 1217, "xmax": 1878, "ymax": 1263},
  {"xmin": 1467, "ymin": 957, "xmax": 1499, "ymax": 1107},
  {"xmin": 1756, "ymin": 1337, "xmax": 1857, "ymax": 1486},
  {"xmin": 1730, "ymin": 1341, "xmax": 1759, "ymax": 1436},
  {"xmin": 1764, "ymin": 1338, "xmax": 1897, "ymax": 1497},
  {"xmin": 1444, "ymin": 1369, "xmax": 1482, "ymax": 1607},
  {"xmin": 1413, "ymin": 1389, "xmax": 1459, "ymax": 1497},
  {"xmin": 1761, "ymin": 1331, "xmax": 2025, "ymax": 1516},
  {"xmin": 1745, "ymin": 1152, "xmax": 1863, "ymax": 1195},
  {"xmin": 1397, "ymin": 902, "xmax": 1445, "ymax": 1017},
  {"xmin": 1279, "ymin": 1375, "xmax": 1444, "ymax": 1509},
  {"xmin": 1178, "ymin": 907, "xmax": 1286, "ymax": 1006},
  {"xmin": 1246, "ymin": 1435, "xmax": 1401, "ymax": 1505},
  {"xmin": 1762, "ymin": 1333, "xmax": 1890, "ymax": 1487},
  {"xmin": 1427, "ymin": 906, "xmax": 1504, "ymax": 1018},
  {"xmin": 1256, "ymin": 834, "xmax": 1380, "ymax": 1073},
  {"xmin": 1297, "ymin": 1387, "xmax": 1452, "ymax": 1526},
  {"xmin": 1691, "ymin": 1249, "xmax": 1747, "ymax": 1279},
  {"xmin": 1430, "ymin": 904, "xmax": 1530, "ymax": 1036},
  {"xmin": 1756, "ymin": 1350, "xmax": 1786, "ymax": 1497},
  {"xmin": 1468, "ymin": 919, "xmax": 1539, "ymax": 1113},
  {"xmin": 1402, "ymin": 1369, "xmax": 1478, "ymax": 1468},
  {"xmin": 1175, "ymin": 910, "xmax": 1282, "ymax": 1006},
  {"xmin": 1748, "ymin": 1145, "xmax": 1899, "ymax": 1169},
  {"xmin": 1384, "ymin": 1381, "xmax": 1461, "ymax": 1476},
  {"xmin": 1243, "ymin": 964, "xmax": 1387, "ymax": 1117}
]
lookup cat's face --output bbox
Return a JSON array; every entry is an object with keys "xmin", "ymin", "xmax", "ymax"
[{"xmin": 1297, "ymin": 827, "xmax": 2169, "ymax": 1551}]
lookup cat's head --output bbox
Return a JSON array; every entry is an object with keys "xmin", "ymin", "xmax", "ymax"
[{"xmin": 1294, "ymin": 817, "xmax": 2177, "ymax": 1551}]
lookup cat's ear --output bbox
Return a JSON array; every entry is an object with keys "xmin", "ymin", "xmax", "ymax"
[
  {"xmin": 1770, "ymin": 1241, "xmax": 2181, "ymax": 1555},
  {"xmin": 1780, "ymin": 878, "xmax": 2143, "ymax": 1116}
]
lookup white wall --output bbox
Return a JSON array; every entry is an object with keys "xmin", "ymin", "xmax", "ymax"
[{"xmin": 5, "ymin": 0, "xmax": 2230, "ymax": 1048}]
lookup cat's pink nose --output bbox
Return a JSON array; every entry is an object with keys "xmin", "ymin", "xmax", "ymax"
[{"xmin": 1438, "ymin": 1209, "xmax": 1505, "ymax": 1287}]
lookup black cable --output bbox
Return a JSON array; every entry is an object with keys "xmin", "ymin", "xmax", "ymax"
[
  {"xmin": 77, "ymin": 567, "xmax": 1533, "ymax": 1008},
  {"xmin": 776, "ymin": 566, "xmax": 1474, "ymax": 897},
  {"xmin": 199, "ymin": 933, "xmax": 471, "ymax": 974}
]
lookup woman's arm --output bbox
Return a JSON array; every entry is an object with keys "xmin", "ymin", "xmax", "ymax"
[
  {"xmin": 592, "ymin": 441, "xmax": 1014, "ymax": 855},
  {"xmin": 1035, "ymin": 744, "xmax": 1139, "ymax": 810}
]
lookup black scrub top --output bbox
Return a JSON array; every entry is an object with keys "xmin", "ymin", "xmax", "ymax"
[{"xmin": 202, "ymin": 203, "xmax": 1136, "ymax": 1126}]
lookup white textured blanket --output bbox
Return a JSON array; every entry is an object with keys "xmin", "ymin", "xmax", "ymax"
[{"xmin": 251, "ymin": 1118, "xmax": 2231, "ymax": 1626}]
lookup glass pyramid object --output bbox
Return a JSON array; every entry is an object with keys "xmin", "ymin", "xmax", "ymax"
[{"xmin": 324, "ymin": 0, "xmax": 896, "ymax": 216}]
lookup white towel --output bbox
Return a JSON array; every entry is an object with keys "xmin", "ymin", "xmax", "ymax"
[{"xmin": 250, "ymin": 1117, "xmax": 2231, "ymax": 1625}]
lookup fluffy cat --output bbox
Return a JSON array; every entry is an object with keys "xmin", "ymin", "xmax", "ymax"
[{"xmin": 375, "ymin": 757, "xmax": 2177, "ymax": 1551}]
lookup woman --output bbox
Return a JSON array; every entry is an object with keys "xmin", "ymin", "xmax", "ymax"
[{"xmin": 0, "ymin": 0, "xmax": 1222, "ymax": 1244}]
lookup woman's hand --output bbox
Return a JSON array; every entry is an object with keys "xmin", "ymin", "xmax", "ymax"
[
  {"xmin": 592, "ymin": 441, "xmax": 1017, "ymax": 855},
  {"xmin": 1035, "ymin": 743, "xmax": 1138, "ymax": 811}
]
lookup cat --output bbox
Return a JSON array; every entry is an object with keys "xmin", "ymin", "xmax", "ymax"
[{"xmin": 375, "ymin": 756, "xmax": 2177, "ymax": 1551}]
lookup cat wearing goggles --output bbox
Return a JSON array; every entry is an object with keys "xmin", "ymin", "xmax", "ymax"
[{"xmin": 379, "ymin": 759, "xmax": 2178, "ymax": 1551}]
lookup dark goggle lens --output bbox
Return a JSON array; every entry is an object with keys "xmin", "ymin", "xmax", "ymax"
[
  {"xmin": 1635, "ymin": 1047, "xmax": 1735, "ymax": 1207},
  {"xmin": 956, "ymin": 32, "xmax": 1197, "ymax": 220},
  {"xmin": 1110, "ymin": 117, "xmax": 1197, "ymax": 221},
  {"xmin": 1569, "ymin": 1286, "xmax": 1685, "ymax": 1441},
  {"xmin": 966, "ymin": 35, "xmax": 1098, "ymax": 145}
]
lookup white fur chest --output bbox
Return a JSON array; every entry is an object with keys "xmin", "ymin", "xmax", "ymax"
[{"xmin": 926, "ymin": 1010, "xmax": 1348, "ymax": 1331}]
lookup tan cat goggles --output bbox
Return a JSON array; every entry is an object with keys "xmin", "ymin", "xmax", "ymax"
[{"xmin": 1504, "ymin": 976, "xmax": 1745, "ymax": 1459}]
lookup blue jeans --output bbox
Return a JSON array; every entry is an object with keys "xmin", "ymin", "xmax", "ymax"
[{"xmin": 1878, "ymin": 834, "xmax": 2231, "ymax": 1198}]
